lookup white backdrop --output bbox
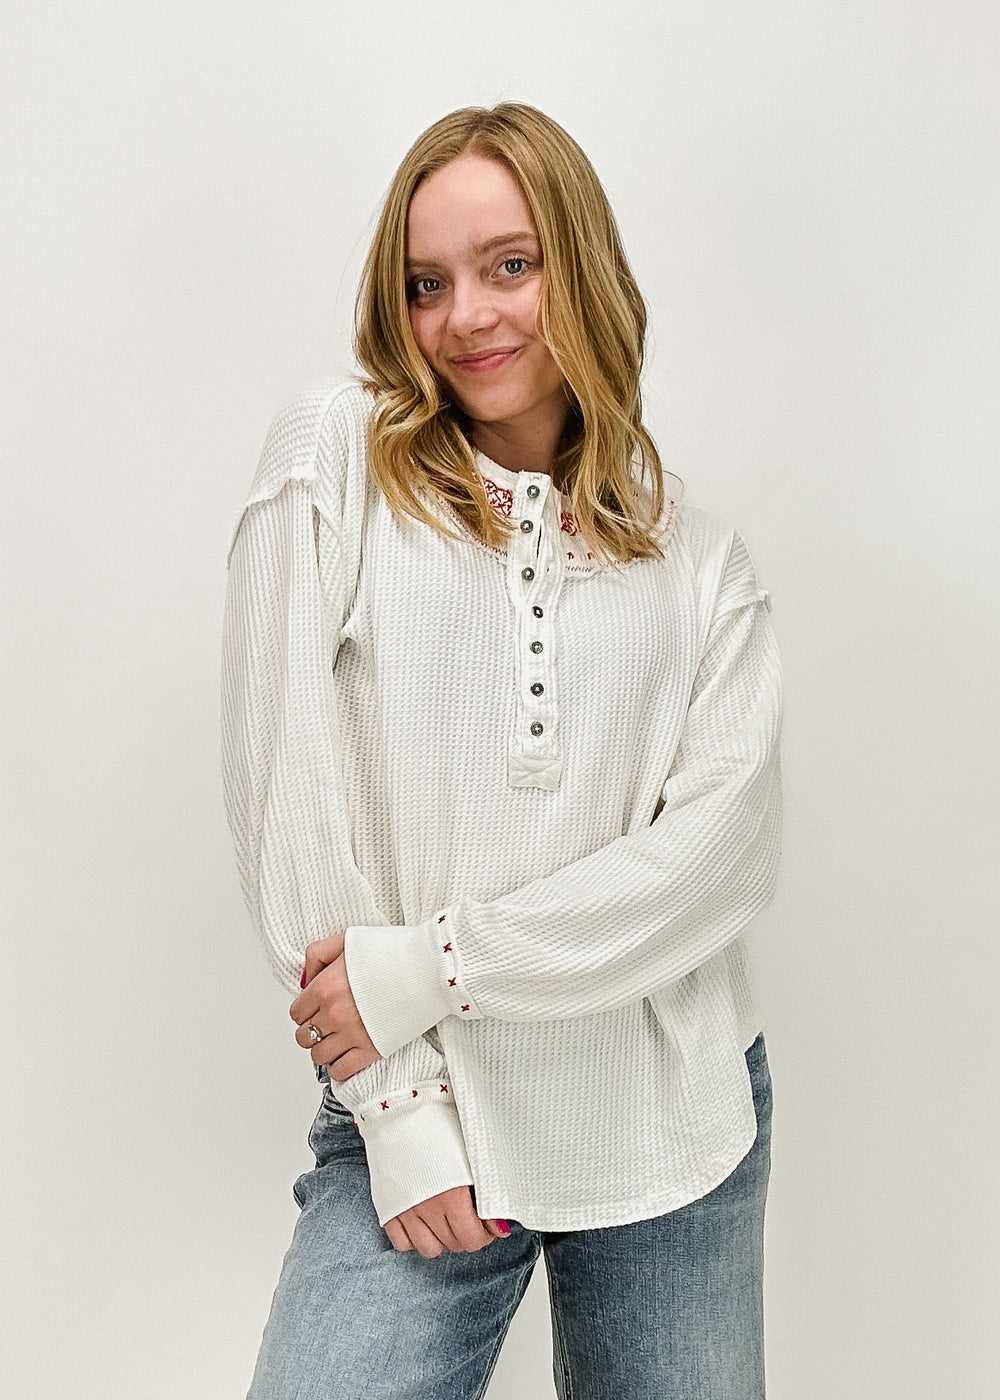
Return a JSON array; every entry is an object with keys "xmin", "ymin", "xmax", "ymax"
[{"xmin": 3, "ymin": 2, "xmax": 998, "ymax": 1396}]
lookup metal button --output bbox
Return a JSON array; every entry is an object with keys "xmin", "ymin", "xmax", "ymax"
[
  {"xmin": 520, "ymin": 520, "xmax": 533, "ymax": 533},
  {"xmin": 532, "ymin": 606, "xmax": 543, "ymax": 618},
  {"xmin": 526, "ymin": 484, "xmax": 540, "ymax": 498},
  {"xmin": 530, "ymin": 722, "xmax": 544, "ymax": 737},
  {"xmin": 529, "ymin": 640, "xmax": 543, "ymax": 654},
  {"xmin": 521, "ymin": 567, "xmax": 535, "ymax": 581},
  {"xmin": 530, "ymin": 683, "xmax": 544, "ymax": 696}
]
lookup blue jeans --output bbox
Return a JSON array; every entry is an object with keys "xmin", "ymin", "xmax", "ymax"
[{"xmin": 247, "ymin": 1033, "xmax": 772, "ymax": 1399}]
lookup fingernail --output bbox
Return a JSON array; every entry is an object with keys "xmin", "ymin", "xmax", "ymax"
[
  {"xmin": 300, "ymin": 969, "xmax": 307, "ymax": 988},
  {"xmin": 495, "ymin": 1219, "xmax": 511, "ymax": 1235}
]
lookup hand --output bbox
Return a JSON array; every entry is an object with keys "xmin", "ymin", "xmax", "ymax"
[
  {"xmin": 384, "ymin": 1185, "xmax": 511, "ymax": 1259},
  {"xmin": 289, "ymin": 934, "xmax": 382, "ymax": 1082}
]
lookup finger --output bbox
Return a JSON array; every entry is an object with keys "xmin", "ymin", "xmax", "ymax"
[
  {"xmin": 416, "ymin": 1205, "xmax": 467, "ymax": 1256},
  {"xmin": 303, "ymin": 934, "xmax": 345, "ymax": 986},
  {"xmin": 383, "ymin": 1219, "xmax": 413, "ymax": 1252},
  {"xmin": 483, "ymin": 1219, "xmax": 511, "ymax": 1240},
  {"xmin": 293, "ymin": 1019, "xmax": 327, "ymax": 1049},
  {"xmin": 401, "ymin": 1210, "xmax": 449, "ymax": 1260},
  {"xmin": 325, "ymin": 1044, "xmax": 382, "ymax": 1080},
  {"xmin": 295, "ymin": 1021, "xmax": 352, "ymax": 1056},
  {"xmin": 289, "ymin": 986, "xmax": 320, "ymax": 1024},
  {"xmin": 450, "ymin": 1216, "xmax": 496, "ymax": 1251},
  {"xmin": 445, "ymin": 1204, "xmax": 496, "ymax": 1252},
  {"xmin": 308, "ymin": 1029, "xmax": 352, "ymax": 1065},
  {"xmin": 290, "ymin": 957, "xmax": 352, "ymax": 1026}
]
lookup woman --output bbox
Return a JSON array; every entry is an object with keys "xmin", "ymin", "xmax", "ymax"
[{"xmin": 222, "ymin": 102, "xmax": 782, "ymax": 1400}]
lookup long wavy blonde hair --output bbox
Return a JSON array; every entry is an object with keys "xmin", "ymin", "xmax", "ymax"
[{"xmin": 354, "ymin": 103, "xmax": 676, "ymax": 567}]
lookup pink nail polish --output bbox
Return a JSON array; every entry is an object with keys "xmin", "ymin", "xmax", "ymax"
[
  {"xmin": 495, "ymin": 1219, "xmax": 511, "ymax": 1235},
  {"xmin": 300, "ymin": 969, "xmax": 307, "ymax": 989}
]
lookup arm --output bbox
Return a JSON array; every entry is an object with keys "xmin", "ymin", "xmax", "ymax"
[
  {"xmin": 343, "ymin": 528, "xmax": 783, "ymax": 1059},
  {"xmin": 220, "ymin": 389, "xmax": 474, "ymax": 1226}
]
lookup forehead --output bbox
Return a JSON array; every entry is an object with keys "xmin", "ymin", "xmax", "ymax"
[{"xmin": 406, "ymin": 154, "xmax": 537, "ymax": 256}]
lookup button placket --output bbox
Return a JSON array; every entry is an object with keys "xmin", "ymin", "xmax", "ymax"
[{"xmin": 505, "ymin": 476, "xmax": 564, "ymax": 790}]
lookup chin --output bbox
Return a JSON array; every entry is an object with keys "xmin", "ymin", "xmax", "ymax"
[{"xmin": 453, "ymin": 388, "xmax": 530, "ymax": 423}]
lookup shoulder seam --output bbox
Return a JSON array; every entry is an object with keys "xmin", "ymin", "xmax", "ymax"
[
  {"xmin": 243, "ymin": 379, "xmax": 370, "ymax": 506},
  {"xmin": 226, "ymin": 379, "xmax": 370, "ymax": 564}
]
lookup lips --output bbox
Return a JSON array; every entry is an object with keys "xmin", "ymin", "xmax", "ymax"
[{"xmin": 451, "ymin": 347, "xmax": 522, "ymax": 372}]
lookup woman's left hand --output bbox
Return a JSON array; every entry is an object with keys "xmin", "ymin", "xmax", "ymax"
[{"xmin": 289, "ymin": 933, "xmax": 382, "ymax": 1081}]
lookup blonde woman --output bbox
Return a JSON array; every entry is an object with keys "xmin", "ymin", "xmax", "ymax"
[{"xmin": 222, "ymin": 102, "xmax": 782, "ymax": 1400}]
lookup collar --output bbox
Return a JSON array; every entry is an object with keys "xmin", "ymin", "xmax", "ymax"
[
  {"xmin": 474, "ymin": 451, "xmax": 580, "ymax": 536},
  {"xmin": 470, "ymin": 450, "xmax": 682, "ymax": 572}
]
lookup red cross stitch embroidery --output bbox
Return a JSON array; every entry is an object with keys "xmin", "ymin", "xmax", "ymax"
[
  {"xmin": 411, "ymin": 1088, "xmax": 418, "ymax": 1097},
  {"xmin": 461, "ymin": 1004, "xmax": 470, "ymax": 1012},
  {"xmin": 442, "ymin": 942, "xmax": 452, "ymax": 952},
  {"xmin": 448, "ymin": 977, "xmax": 456, "ymax": 986},
  {"xmin": 439, "ymin": 1083, "xmax": 449, "ymax": 1093},
  {"xmin": 481, "ymin": 475, "xmax": 579, "ymax": 534},
  {"xmin": 437, "ymin": 914, "xmax": 446, "ymax": 923},
  {"xmin": 482, "ymin": 477, "xmax": 513, "ymax": 516},
  {"xmin": 380, "ymin": 1100, "xmax": 388, "ymax": 1111}
]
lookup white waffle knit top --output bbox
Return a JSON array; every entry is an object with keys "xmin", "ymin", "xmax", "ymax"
[{"xmin": 221, "ymin": 378, "xmax": 782, "ymax": 1231}]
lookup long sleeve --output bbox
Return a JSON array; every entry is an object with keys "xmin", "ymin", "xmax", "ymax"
[
  {"xmin": 220, "ymin": 387, "xmax": 474, "ymax": 1226},
  {"xmin": 343, "ymin": 528, "xmax": 782, "ymax": 1060}
]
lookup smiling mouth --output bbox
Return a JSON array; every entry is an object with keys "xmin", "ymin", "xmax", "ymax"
[{"xmin": 451, "ymin": 347, "xmax": 521, "ymax": 373}]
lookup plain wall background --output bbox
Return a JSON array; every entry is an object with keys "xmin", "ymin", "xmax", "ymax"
[{"xmin": 3, "ymin": 2, "xmax": 998, "ymax": 1395}]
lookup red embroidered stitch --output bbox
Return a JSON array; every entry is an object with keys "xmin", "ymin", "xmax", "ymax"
[
  {"xmin": 461, "ymin": 1004, "xmax": 470, "ymax": 1012},
  {"xmin": 448, "ymin": 977, "xmax": 456, "ymax": 986},
  {"xmin": 442, "ymin": 942, "xmax": 452, "ymax": 952},
  {"xmin": 482, "ymin": 477, "xmax": 513, "ymax": 516},
  {"xmin": 380, "ymin": 1100, "xmax": 388, "ymax": 1110},
  {"xmin": 440, "ymin": 1083, "xmax": 449, "ymax": 1093},
  {"xmin": 437, "ymin": 914, "xmax": 446, "ymax": 923},
  {"xmin": 411, "ymin": 1088, "xmax": 418, "ymax": 1097},
  {"xmin": 481, "ymin": 475, "xmax": 579, "ymax": 534}
]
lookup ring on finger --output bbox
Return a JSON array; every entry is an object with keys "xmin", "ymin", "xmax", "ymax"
[{"xmin": 306, "ymin": 1023, "xmax": 323, "ymax": 1046}]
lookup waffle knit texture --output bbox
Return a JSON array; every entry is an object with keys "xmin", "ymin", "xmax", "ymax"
[{"xmin": 221, "ymin": 379, "xmax": 782, "ymax": 1230}]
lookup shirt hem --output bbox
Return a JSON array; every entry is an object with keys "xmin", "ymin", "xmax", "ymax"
[{"xmin": 473, "ymin": 1116, "xmax": 760, "ymax": 1232}]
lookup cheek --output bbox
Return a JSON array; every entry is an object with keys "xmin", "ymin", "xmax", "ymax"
[
  {"xmin": 408, "ymin": 309, "xmax": 437, "ymax": 363},
  {"xmin": 511, "ymin": 286, "xmax": 543, "ymax": 338}
]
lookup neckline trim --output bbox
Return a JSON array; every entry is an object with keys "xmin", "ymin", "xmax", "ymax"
[
  {"xmin": 474, "ymin": 450, "xmax": 563, "ymax": 493},
  {"xmin": 462, "ymin": 450, "xmax": 682, "ymax": 574},
  {"xmin": 475, "ymin": 455, "xmax": 582, "ymax": 539}
]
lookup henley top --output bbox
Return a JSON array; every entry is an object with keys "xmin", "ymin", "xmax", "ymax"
[{"xmin": 221, "ymin": 378, "xmax": 783, "ymax": 1230}]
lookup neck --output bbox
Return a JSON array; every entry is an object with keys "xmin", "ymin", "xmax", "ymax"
[{"xmin": 467, "ymin": 407, "xmax": 569, "ymax": 475}]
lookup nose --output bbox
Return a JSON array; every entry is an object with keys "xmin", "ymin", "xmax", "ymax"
[{"xmin": 446, "ymin": 275, "xmax": 500, "ymax": 338}]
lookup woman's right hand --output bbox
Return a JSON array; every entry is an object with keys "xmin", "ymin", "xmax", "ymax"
[{"xmin": 384, "ymin": 1186, "xmax": 511, "ymax": 1258}]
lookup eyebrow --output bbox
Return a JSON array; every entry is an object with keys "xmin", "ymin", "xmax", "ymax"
[
  {"xmin": 405, "ymin": 231, "xmax": 539, "ymax": 272},
  {"xmin": 474, "ymin": 231, "xmax": 538, "ymax": 253}
]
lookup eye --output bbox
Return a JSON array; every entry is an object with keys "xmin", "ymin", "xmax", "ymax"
[
  {"xmin": 408, "ymin": 276, "xmax": 442, "ymax": 301},
  {"xmin": 498, "ymin": 256, "xmax": 531, "ymax": 278}
]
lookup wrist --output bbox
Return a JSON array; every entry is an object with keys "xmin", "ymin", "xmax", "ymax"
[{"xmin": 343, "ymin": 915, "xmax": 484, "ymax": 1059}]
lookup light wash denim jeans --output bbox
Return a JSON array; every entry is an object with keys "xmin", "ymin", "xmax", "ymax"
[{"xmin": 247, "ymin": 1032, "xmax": 772, "ymax": 1400}]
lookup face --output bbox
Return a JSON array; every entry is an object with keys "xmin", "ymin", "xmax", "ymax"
[{"xmin": 405, "ymin": 153, "xmax": 569, "ymax": 465}]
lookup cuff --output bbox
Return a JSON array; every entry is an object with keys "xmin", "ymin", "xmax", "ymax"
[
  {"xmin": 343, "ymin": 912, "xmax": 485, "ymax": 1060},
  {"xmin": 352, "ymin": 1079, "xmax": 475, "ymax": 1227}
]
